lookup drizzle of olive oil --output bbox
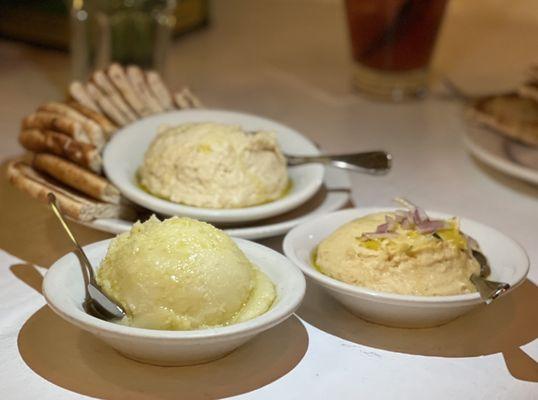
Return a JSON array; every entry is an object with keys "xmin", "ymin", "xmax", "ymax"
[
  {"xmin": 255, "ymin": 178, "xmax": 293, "ymax": 206},
  {"xmin": 360, "ymin": 239, "xmax": 381, "ymax": 250},
  {"xmin": 281, "ymin": 179, "xmax": 293, "ymax": 199},
  {"xmin": 310, "ymin": 245, "xmax": 323, "ymax": 272},
  {"xmin": 136, "ymin": 169, "xmax": 170, "ymax": 201}
]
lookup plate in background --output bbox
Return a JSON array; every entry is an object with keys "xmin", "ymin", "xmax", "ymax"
[{"xmin": 464, "ymin": 124, "xmax": 538, "ymax": 185}]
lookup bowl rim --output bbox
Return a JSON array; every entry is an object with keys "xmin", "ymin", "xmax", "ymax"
[
  {"xmin": 102, "ymin": 108, "xmax": 325, "ymax": 223},
  {"xmin": 283, "ymin": 207, "xmax": 530, "ymax": 306},
  {"xmin": 43, "ymin": 237, "xmax": 306, "ymax": 341}
]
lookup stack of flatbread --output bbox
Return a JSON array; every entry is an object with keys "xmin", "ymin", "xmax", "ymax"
[
  {"xmin": 7, "ymin": 64, "xmax": 202, "ymax": 222},
  {"xmin": 467, "ymin": 65, "xmax": 538, "ymax": 147}
]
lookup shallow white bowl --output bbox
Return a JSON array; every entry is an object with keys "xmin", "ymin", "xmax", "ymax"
[
  {"xmin": 43, "ymin": 238, "xmax": 306, "ymax": 366},
  {"xmin": 283, "ymin": 207, "xmax": 529, "ymax": 328},
  {"xmin": 103, "ymin": 109, "xmax": 324, "ymax": 223}
]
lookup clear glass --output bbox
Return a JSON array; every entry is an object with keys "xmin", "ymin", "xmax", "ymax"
[
  {"xmin": 70, "ymin": 0, "xmax": 176, "ymax": 79},
  {"xmin": 344, "ymin": 0, "xmax": 448, "ymax": 101}
]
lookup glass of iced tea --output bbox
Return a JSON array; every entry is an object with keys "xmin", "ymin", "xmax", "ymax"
[{"xmin": 344, "ymin": 0, "xmax": 449, "ymax": 100}]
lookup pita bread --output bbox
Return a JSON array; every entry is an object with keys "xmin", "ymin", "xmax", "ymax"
[
  {"xmin": 467, "ymin": 93, "xmax": 538, "ymax": 147},
  {"xmin": 19, "ymin": 129, "xmax": 102, "ymax": 173},
  {"xmin": 7, "ymin": 161, "xmax": 134, "ymax": 221},
  {"xmin": 33, "ymin": 153, "xmax": 120, "ymax": 204}
]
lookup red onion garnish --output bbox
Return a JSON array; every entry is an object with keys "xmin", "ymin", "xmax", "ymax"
[
  {"xmin": 361, "ymin": 199, "xmax": 453, "ymax": 240},
  {"xmin": 393, "ymin": 213, "xmax": 406, "ymax": 224},
  {"xmin": 375, "ymin": 215, "xmax": 398, "ymax": 233},
  {"xmin": 401, "ymin": 218, "xmax": 413, "ymax": 230},
  {"xmin": 412, "ymin": 207, "xmax": 429, "ymax": 224},
  {"xmin": 375, "ymin": 222, "xmax": 390, "ymax": 233},
  {"xmin": 394, "ymin": 197, "xmax": 429, "ymax": 224}
]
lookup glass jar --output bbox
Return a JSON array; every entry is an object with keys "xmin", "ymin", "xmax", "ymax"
[{"xmin": 70, "ymin": 0, "xmax": 176, "ymax": 79}]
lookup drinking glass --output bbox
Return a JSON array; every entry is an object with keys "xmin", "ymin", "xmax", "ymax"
[
  {"xmin": 344, "ymin": 0, "xmax": 449, "ymax": 100},
  {"xmin": 70, "ymin": 0, "xmax": 176, "ymax": 79}
]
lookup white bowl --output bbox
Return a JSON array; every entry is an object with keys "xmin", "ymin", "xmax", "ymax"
[
  {"xmin": 283, "ymin": 207, "xmax": 529, "ymax": 328},
  {"xmin": 43, "ymin": 238, "xmax": 306, "ymax": 366},
  {"xmin": 103, "ymin": 109, "xmax": 324, "ymax": 223}
]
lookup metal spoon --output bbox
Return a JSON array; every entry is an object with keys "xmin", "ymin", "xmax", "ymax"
[
  {"xmin": 432, "ymin": 232, "xmax": 509, "ymax": 303},
  {"xmin": 47, "ymin": 193, "xmax": 125, "ymax": 320},
  {"xmin": 285, "ymin": 151, "xmax": 392, "ymax": 175},
  {"xmin": 469, "ymin": 249, "xmax": 510, "ymax": 304}
]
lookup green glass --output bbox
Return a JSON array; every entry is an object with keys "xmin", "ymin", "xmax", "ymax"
[{"xmin": 70, "ymin": 0, "xmax": 176, "ymax": 79}]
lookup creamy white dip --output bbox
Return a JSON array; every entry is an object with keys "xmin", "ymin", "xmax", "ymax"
[{"xmin": 139, "ymin": 122, "xmax": 289, "ymax": 208}]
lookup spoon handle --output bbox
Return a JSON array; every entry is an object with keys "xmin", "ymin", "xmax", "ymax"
[
  {"xmin": 48, "ymin": 193, "xmax": 125, "ymax": 320},
  {"xmin": 470, "ymin": 274, "xmax": 510, "ymax": 304},
  {"xmin": 47, "ymin": 193, "xmax": 97, "ymax": 285},
  {"xmin": 286, "ymin": 151, "xmax": 392, "ymax": 174}
]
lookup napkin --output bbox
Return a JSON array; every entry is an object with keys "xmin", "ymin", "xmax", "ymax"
[{"xmin": 0, "ymin": 250, "xmax": 93, "ymax": 399}]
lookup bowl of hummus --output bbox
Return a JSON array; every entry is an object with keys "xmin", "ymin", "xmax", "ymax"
[
  {"xmin": 138, "ymin": 122, "xmax": 290, "ymax": 209},
  {"xmin": 283, "ymin": 206, "xmax": 529, "ymax": 328},
  {"xmin": 43, "ymin": 217, "xmax": 306, "ymax": 366},
  {"xmin": 103, "ymin": 109, "xmax": 324, "ymax": 223}
]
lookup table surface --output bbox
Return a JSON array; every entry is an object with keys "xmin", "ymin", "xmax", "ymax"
[{"xmin": 0, "ymin": 1, "xmax": 537, "ymax": 399}]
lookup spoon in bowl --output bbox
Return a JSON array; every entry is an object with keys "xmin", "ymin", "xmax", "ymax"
[
  {"xmin": 469, "ymin": 249, "xmax": 510, "ymax": 304},
  {"xmin": 47, "ymin": 193, "xmax": 125, "ymax": 320},
  {"xmin": 285, "ymin": 151, "xmax": 392, "ymax": 175},
  {"xmin": 432, "ymin": 231, "xmax": 510, "ymax": 303}
]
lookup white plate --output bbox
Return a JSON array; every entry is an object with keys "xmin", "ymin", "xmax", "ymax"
[
  {"xmin": 43, "ymin": 237, "xmax": 306, "ymax": 366},
  {"xmin": 464, "ymin": 124, "xmax": 538, "ymax": 185},
  {"xmin": 78, "ymin": 167, "xmax": 351, "ymax": 240},
  {"xmin": 283, "ymin": 207, "xmax": 529, "ymax": 328},
  {"xmin": 103, "ymin": 109, "xmax": 324, "ymax": 223}
]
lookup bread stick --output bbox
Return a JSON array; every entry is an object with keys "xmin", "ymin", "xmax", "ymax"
[
  {"xmin": 19, "ymin": 129, "xmax": 102, "ymax": 173},
  {"xmin": 181, "ymin": 87, "xmax": 203, "ymax": 108},
  {"xmin": 173, "ymin": 87, "xmax": 203, "ymax": 109},
  {"xmin": 38, "ymin": 102, "xmax": 106, "ymax": 150},
  {"xmin": 69, "ymin": 81, "xmax": 100, "ymax": 112},
  {"xmin": 93, "ymin": 70, "xmax": 137, "ymax": 122},
  {"xmin": 173, "ymin": 91, "xmax": 190, "ymax": 109},
  {"xmin": 86, "ymin": 82, "xmax": 129, "ymax": 126},
  {"xmin": 146, "ymin": 70, "xmax": 174, "ymax": 110},
  {"xmin": 126, "ymin": 65, "xmax": 163, "ymax": 113},
  {"xmin": 108, "ymin": 63, "xmax": 150, "ymax": 117},
  {"xmin": 7, "ymin": 161, "xmax": 134, "ymax": 221},
  {"xmin": 67, "ymin": 101, "xmax": 117, "ymax": 138},
  {"xmin": 33, "ymin": 153, "xmax": 120, "ymax": 204},
  {"xmin": 22, "ymin": 112, "xmax": 89, "ymax": 144}
]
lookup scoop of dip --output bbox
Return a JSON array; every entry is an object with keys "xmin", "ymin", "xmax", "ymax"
[
  {"xmin": 138, "ymin": 122, "xmax": 289, "ymax": 208},
  {"xmin": 315, "ymin": 211, "xmax": 480, "ymax": 296},
  {"xmin": 96, "ymin": 216, "xmax": 276, "ymax": 330}
]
